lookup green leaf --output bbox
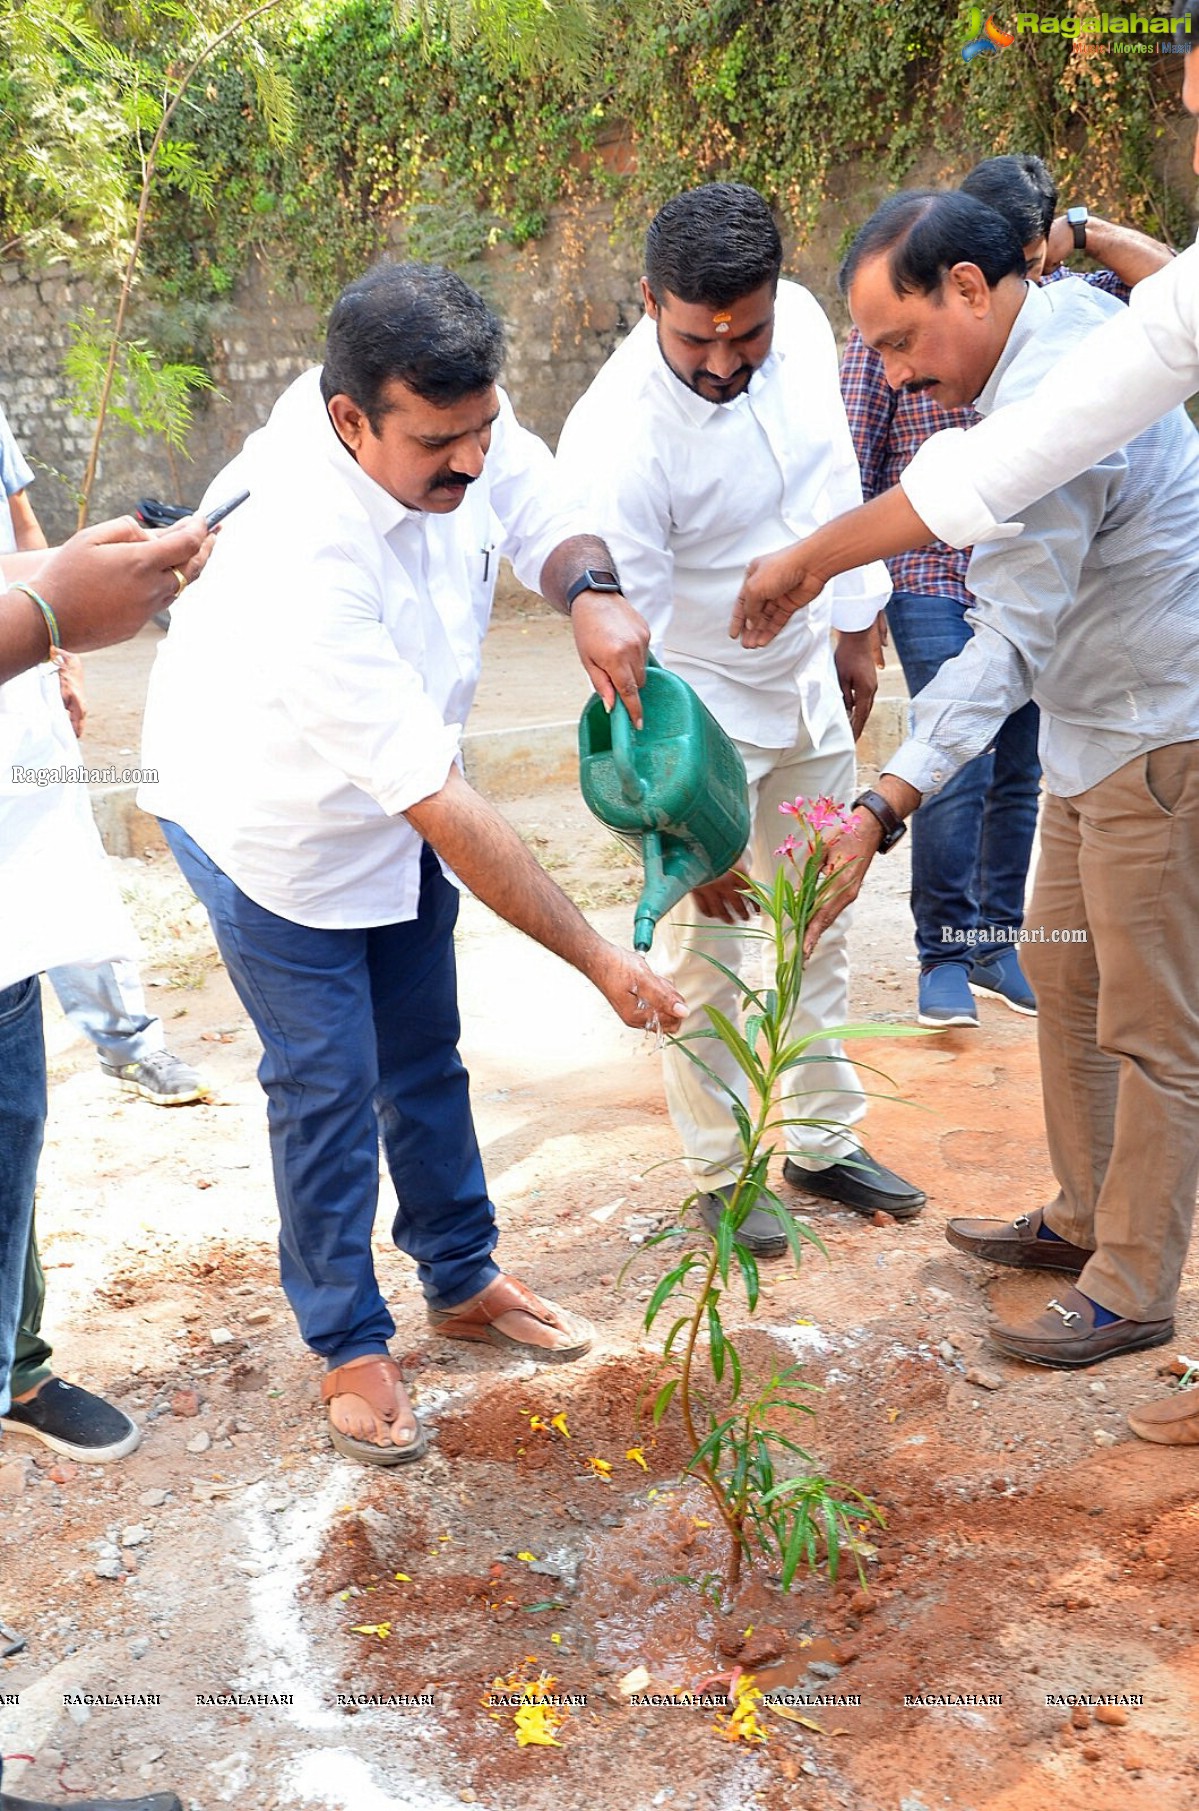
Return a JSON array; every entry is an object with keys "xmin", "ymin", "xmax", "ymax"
[
  {"xmin": 652, "ymin": 1377, "xmax": 679, "ymax": 1427},
  {"xmin": 707, "ymin": 1297, "xmax": 725, "ymax": 1383},
  {"xmin": 643, "ymin": 1258, "xmax": 695, "ymax": 1330},
  {"xmin": 662, "ymin": 1314, "xmax": 691, "ymax": 1357},
  {"xmin": 733, "ymin": 1239, "xmax": 759, "ymax": 1312}
]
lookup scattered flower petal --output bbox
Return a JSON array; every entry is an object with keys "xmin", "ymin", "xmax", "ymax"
[
  {"xmin": 551, "ymin": 1413, "xmax": 571, "ymax": 1439},
  {"xmin": 625, "ymin": 1445, "xmax": 649, "ymax": 1471}
]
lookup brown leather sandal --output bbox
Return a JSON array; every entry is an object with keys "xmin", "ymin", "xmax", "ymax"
[
  {"xmin": 321, "ymin": 1355, "xmax": 428, "ymax": 1467},
  {"xmin": 427, "ymin": 1275, "xmax": 594, "ymax": 1363}
]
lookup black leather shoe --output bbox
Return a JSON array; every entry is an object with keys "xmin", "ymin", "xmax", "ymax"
[
  {"xmin": 782, "ymin": 1152, "xmax": 925, "ymax": 1220},
  {"xmin": 697, "ymin": 1186, "xmax": 789, "ymax": 1258},
  {"xmin": 1, "ymin": 1793, "xmax": 182, "ymax": 1810}
]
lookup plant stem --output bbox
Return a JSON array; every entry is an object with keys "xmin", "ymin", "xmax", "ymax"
[
  {"xmin": 76, "ymin": 0, "xmax": 289, "ymax": 527},
  {"xmin": 677, "ymin": 1241, "xmax": 744, "ymax": 1583}
]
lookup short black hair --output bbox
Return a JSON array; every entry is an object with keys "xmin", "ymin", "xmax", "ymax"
[
  {"xmin": 839, "ymin": 190, "xmax": 1028, "ymax": 299},
  {"xmin": 320, "ymin": 261, "xmax": 504, "ymax": 427},
  {"xmin": 644, "ymin": 182, "xmax": 783, "ymax": 308},
  {"xmin": 960, "ymin": 154, "xmax": 1057, "ymax": 245}
]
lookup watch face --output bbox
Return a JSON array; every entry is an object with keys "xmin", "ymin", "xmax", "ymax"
[{"xmin": 587, "ymin": 569, "xmax": 620, "ymax": 589}]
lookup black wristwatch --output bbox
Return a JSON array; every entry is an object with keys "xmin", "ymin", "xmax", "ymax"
[
  {"xmin": 1066, "ymin": 205, "xmax": 1089, "ymax": 252},
  {"xmin": 563, "ymin": 567, "xmax": 623, "ymax": 614},
  {"xmin": 852, "ymin": 788, "xmax": 908, "ymax": 853}
]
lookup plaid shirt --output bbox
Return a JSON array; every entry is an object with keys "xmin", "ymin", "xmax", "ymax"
[{"xmin": 839, "ymin": 267, "xmax": 1132, "ymax": 603}]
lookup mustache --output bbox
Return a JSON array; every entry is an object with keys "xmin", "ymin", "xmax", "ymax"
[
  {"xmin": 902, "ymin": 378, "xmax": 937, "ymax": 394},
  {"xmin": 430, "ymin": 468, "xmax": 479, "ymax": 490}
]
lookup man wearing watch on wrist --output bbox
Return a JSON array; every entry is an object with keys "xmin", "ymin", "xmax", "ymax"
[
  {"xmin": 557, "ymin": 183, "xmax": 927, "ymax": 1253},
  {"xmin": 792, "ymin": 188, "xmax": 1199, "ymax": 1376}
]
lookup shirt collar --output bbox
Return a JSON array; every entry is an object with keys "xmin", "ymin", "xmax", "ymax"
[
  {"xmin": 974, "ymin": 281, "xmax": 1046, "ymax": 416},
  {"xmin": 649, "ymin": 337, "xmax": 782, "ymax": 429}
]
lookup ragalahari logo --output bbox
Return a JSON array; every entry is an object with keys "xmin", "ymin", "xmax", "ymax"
[{"xmin": 962, "ymin": 6, "xmax": 1016, "ymax": 60}]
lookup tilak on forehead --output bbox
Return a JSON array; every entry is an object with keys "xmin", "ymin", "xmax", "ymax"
[{"xmin": 712, "ymin": 309, "xmax": 732, "ymax": 334}]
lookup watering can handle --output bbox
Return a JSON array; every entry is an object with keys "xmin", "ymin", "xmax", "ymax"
[{"xmin": 609, "ymin": 650, "xmax": 662, "ymax": 805}]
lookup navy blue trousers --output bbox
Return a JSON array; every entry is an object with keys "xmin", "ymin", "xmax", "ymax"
[{"xmin": 162, "ymin": 822, "xmax": 500, "ymax": 1368}]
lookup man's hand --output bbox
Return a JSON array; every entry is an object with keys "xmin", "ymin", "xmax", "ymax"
[
  {"xmin": 590, "ymin": 945, "xmax": 687, "ymax": 1033},
  {"xmin": 570, "ymin": 590, "xmax": 651, "ymax": 729},
  {"xmin": 834, "ymin": 628, "xmax": 880, "ymax": 741},
  {"xmin": 36, "ymin": 514, "xmax": 214, "ymax": 654},
  {"xmin": 1042, "ymin": 214, "xmax": 1075, "ymax": 276},
  {"xmin": 729, "ymin": 542, "xmax": 828, "ymax": 649},
  {"xmin": 57, "ymin": 650, "xmax": 87, "ymax": 737},
  {"xmin": 802, "ymin": 810, "xmax": 884, "ymax": 956},
  {"xmin": 689, "ymin": 864, "xmax": 757, "ymax": 925}
]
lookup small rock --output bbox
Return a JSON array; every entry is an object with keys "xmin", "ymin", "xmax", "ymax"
[
  {"xmin": 937, "ymin": 1339, "xmax": 957, "ymax": 1362},
  {"xmin": 739, "ymin": 1627, "xmax": 787, "ymax": 1668},
  {"xmin": 1088, "ymin": 1380, "xmax": 1107, "ymax": 1395},
  {"xmin": 171, "ymin": 1389, "xmax": 200, "ymax": 1418},
  {"xmin": 598, "ymin": 1273, "xmax": 616, "ymax": 1287},
  {"xmin": 93, "ymin": 1556, "xmax": 123, "ymax": 1580},
  {"xmin": 187, "ymin": 1430, "xmax": 212, "ymax": 1454},
  {"xmin": 849, "ymin": 1590, "xmax": 876, "ymax": 1615},
  {"xmin": 831, "ymin": 1644, "xmax": 860, "ymax": 1666},
  {"xmin": 1093, "ymin": 1429, "xmax": 1119, "ymax": 1447},
  {"xmin": 964, "ymin": 1367, "xmax": 1003, "ymax": 1391},
  {"xmin": 807, "ymin": 1660, "xmax": 839, "ymax": 1681},
  {"xmin": 139, "ymin": 1488, "xmax": 168, "ymax": 1508},
  {"xmin": 1081, "ymin": 1745, "xmax": 1103, "ymax": 1762},
  {"xmin": 0, "ymin": 1460, "xmax": 27, "ymax": 1494},
  {"xmin": 121, "ymin": 1525, "xmax": 150, "ymax": 1548},
  {"xmin": 129, "ymin": 1637, "xmax": 151, "ymax": 1659},
  {"xmin": 870, "ymin": 1210, "xmax": 890, "ymax": 1228},
  {"xmin": 209, "ymin": 1327, "xmax": 235, "ymax": 1347},
  {"xmin": 243, "ymin": 1306, "xmax": 272, "ymax": 1326},
  {"xmin": 1071, "ymin": 1707, "xmax": 1091, "ymax": 1730},
  {"xmin": 48, "ymin": 1462, "xmax": 78, "ymax": 1484},
  {"xmin": 1095, "ymin": 1705, "xmax": 1128, "ymax": 1727},
  {"xmin": 460, "ymin": 1793, "xmax": 478, "ymax": 1804},
  {"xmin": 1143, "ymin": 1538, "xmax": 1170, "ymax": 1560}
]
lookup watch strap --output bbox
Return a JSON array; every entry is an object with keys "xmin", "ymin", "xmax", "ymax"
[
  {"xmin": 852, "ymin": 788, "xmax": 907, "ymax": 853},
  {"xmin": 564, "ymin": 567, "xmax": 623, "ymax": 613},
  {"xmin": 1067, "ymin": 205, "xmax": 1089, "ymax": 252}
]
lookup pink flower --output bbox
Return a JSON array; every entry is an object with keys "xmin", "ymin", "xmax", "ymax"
[
  {"xmin": 777, "ymin": 795, "xmax": 852, "ymax": 836},
  {"xmin": 774, "ymin": 832, "xmax": 798, "ymax": 859}
]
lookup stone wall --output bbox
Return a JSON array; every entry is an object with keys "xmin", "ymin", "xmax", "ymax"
[{"xmin": 0, "ymin": 178, "xmax": 905, "ymax": 548}]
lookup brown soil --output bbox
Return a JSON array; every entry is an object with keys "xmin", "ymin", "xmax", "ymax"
[{"xmin": 2, "ymin": 693, "xmax": 1198, "ymax": 1809}]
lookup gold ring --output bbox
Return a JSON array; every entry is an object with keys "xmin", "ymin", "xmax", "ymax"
[{"xmin": 172, "ymin": 567, "xmax": 188, "ymax": 599}]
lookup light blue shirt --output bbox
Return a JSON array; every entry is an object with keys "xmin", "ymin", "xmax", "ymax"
[
  {"xmin": 886, "ymin": 280, "xmax": 1199, "ymax": 800},
  {"xmin": 0, "ymin": 404, "xmax": 34, "ymax": 556}
]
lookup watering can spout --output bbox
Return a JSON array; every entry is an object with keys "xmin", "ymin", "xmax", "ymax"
[{"xmin": 633, "ymin": 831, "xmax": 664, "ymax": 952}]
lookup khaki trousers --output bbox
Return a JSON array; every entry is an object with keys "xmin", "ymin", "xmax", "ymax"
[
  {"xmin": 656, "ymin": 710, "xmax": 865, "ymax": 1187},
  {"xmin": 1024, "ymin": 742, "xmax": 1199, "ymax": 1321}
]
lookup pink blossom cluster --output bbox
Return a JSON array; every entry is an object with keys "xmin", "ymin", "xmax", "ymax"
[{"xmin": 774, "ymin": 794, "xmax": 852, "ymax": 859}]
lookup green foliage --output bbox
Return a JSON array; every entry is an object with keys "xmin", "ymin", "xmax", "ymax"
[
  {"xmin": 63, "ymin": 306, "xmax": 215, "ymax": 450},
  {"xmin": 644, "ymin": 800, "xmax": 910, "ymax": 1594}
]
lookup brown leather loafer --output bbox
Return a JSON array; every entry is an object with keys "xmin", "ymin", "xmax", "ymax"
[
  {"xmin": 990, "ymin": 1285, "xmax": 1174, "ymax": 1369},
  {"xmin": 1127, "ymin": 1384, "xmax": 1199, "ymax": 1445},
  {"xmin": 946, "ymin": 1206, "xmax": 1092, "ymax": 1273}
]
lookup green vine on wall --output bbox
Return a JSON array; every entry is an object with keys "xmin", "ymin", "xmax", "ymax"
[{"xmin": 1, "ymin": 1, "xmax": 1191, "ymax": 372}]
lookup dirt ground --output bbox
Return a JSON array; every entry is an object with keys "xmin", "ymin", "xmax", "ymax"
[{"xmin": 2, "ymin": 626, "xmax": 1198, "ymax": 1811}]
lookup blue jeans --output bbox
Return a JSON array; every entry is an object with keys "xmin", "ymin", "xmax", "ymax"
[
  {"xmin": 160, "ymin": 821, "xmax": 501, "ymax": 1368},
  {"xmin": 47, "ymin": 954, "xmax": 163, "ymax": 1066},
  {"xmin": 887, "ymin": 590, "xmax": 1041, "ymax": 968},
  {"xmin": 0, "ymin": 976, "xmax": 46, "ymax": 1417}
]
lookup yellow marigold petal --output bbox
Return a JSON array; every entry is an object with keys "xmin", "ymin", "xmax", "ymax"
[
  {"xmin": 625, "ymin": 1446, "xmax": 648, "ymax": 1471},
  {"xmin": 551, "ymin": 1412, "xmax": 571, "ymax": 1438}
]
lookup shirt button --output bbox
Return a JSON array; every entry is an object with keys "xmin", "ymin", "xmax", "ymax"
[{"xmin": 932, "ymin": 770, "xmax": 945, "ymax": 782}]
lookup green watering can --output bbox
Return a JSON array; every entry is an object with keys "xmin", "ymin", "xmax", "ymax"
[{"xmin": 578, "ymin": 657, "xmax": 751, "ymax": 953}]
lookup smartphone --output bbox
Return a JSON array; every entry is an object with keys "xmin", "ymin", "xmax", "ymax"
[{"xmin": 205, "ymin": 488, "xmax": 251, "ymax": 531}]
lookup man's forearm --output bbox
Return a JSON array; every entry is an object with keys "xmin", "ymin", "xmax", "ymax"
[
  {"xmin": 1083, "ymin": 216, "xmax": 1174, "ymax": 288},
  {"xmin": 806, "ymin": 487, "xmax": 937, "ymax": 584},
  {"xmin": 0, "ymin": 587, "xmax": 54, "ymax": 683},
  {"xmin": 539, "ymin": 534, "xmax": 620, "ymax": 616},
  {"xmin": 405, "ymin": 765, "xmax": 608, "ymax": 979}
]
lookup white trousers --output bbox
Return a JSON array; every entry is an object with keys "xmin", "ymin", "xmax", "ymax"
[{"xmin": 656, "ymin": 710, "xmax": 865, "ymax": 1186}]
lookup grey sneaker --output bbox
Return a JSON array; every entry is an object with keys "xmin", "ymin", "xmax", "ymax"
[{"xmin": 99, "ymin": 1048, "xmax": 208, "ymax": 1106}]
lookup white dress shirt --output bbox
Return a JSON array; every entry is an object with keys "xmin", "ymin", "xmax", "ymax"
[
  {"xmin": 140, "ymin": 369, "xmax": 573, "ymax": 929},
  {"xmin": 900, "ymin": 243, "xmax": 1199, "ymax": 548},
  {"xmin": 555, "ymin": 281, "xmax": 891, "ymax": 749},
  {"xmin": 885, "ymin": 281, "xmax": 1199, "ymax": 802},
  {"xmin": 0, "ymin": 663, "xmax": 138, "ymax": 990}
]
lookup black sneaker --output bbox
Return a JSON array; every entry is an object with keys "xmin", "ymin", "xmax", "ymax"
[
  {"xmin": 99, "ymin": 1049, "xmax": 208, "ymax": 1106},
  {"xmin": 1, "ymin": 1793, "xmax": 182, "ymax": 1810},
  {"xmin": 2, "ymin": 1377, "xmax": 141, "ymax": 1462}
]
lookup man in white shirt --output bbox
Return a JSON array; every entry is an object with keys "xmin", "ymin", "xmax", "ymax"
[
  {"xmin": 556, "ymin": 184, "xmax": 926, "ymax": 1256},
  {"xmin": 139, "ymin": 261, "xmax": 685, "ymax": 1468},
  {"xmin": 742, "ymin": 188, "xmax": 1199, "ymax": 1393}
]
